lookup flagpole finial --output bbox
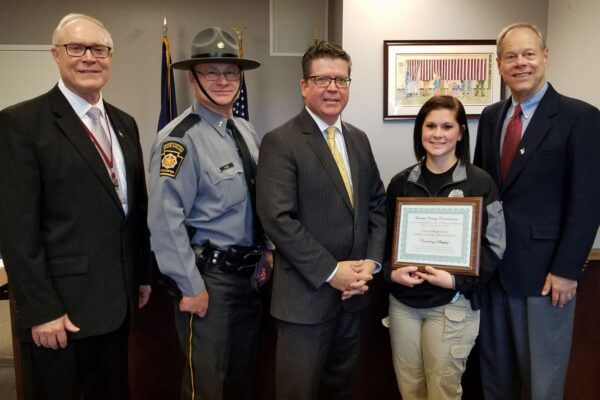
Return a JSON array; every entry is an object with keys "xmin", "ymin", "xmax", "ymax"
[
  {"xmin": 231, "ymin": 26, "xmax": 246, "ymax": 58},
  {"xmin": 313, "ymin": 23, "xmax": 319, "ymax": 46},
  {"xmin": 163, "ymin": 18, "xmax": 168, "ymax": 35}
]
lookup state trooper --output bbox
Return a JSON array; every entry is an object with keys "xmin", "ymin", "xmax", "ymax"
[{"xmin": 147, "ymin": 27, "xmax": 271, "ymax": 400}]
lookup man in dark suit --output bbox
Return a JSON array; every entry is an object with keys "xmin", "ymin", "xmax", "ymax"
[
  {"xmin": 474, "ymin": 23, "xmax": 600, "ymax": 400},
  {"xmin": 0, "ymin": 13, "xmax": 151, "ymax": 399},
  {"xmin": 256, "ymin": 41, "xmax": 386, "ymax": 400}
]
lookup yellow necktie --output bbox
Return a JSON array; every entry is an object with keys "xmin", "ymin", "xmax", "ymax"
[{"xmin": 326, "ymin": 126, "xmax": 354, "ymax": 207}]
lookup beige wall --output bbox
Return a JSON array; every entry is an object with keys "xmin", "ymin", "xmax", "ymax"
[
  {"xmin": 547, "ymin": 0, "xmax": 600, "ymax": 108},
  {"xmin": 342, "ymin": 0, "xmax": 549, "ymax": 185},
  {"xmin": 546, "ymin": 0, "xmax": 600, "ymax": 248}
]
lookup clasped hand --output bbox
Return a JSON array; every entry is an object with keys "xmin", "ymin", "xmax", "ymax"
[
  {"xmin": 391, "ymin": 265, "xmax": 454, "ymax": 289},
  {"xmin": 329, "ymin": 260, "xmax": 376, "ymax": 300}
]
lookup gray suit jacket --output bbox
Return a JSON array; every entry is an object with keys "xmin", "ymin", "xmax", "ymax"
[{"xmin": 256, "ymin": 109, "xmax": 386, "ymax": 324}]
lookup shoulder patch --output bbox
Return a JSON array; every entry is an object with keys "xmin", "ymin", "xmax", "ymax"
[
  {"xmin": 168, "ymin": 113, "xmax": 201, "ymax": 138},
  {"xmin": 160, "ymin": 141, "xmax": 187, "ymax": 178}
]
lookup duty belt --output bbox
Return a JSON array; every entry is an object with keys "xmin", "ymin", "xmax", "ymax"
[{"xmin": 193, "ymin": 240, "xmax": 262, "ymax": 275}]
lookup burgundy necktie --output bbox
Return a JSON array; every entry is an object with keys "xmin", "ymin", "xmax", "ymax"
[{"xmin": 500, "ymin": 104, "xmax": 522, "ymax": 182}]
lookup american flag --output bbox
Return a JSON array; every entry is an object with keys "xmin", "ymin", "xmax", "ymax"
[{"xmin": 232, "ymin": 78, "xmax": 249, "ymax": 120}]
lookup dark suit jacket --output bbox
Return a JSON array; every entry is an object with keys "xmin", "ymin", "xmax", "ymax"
[
  {"xmin": 474, "ymin": 84, "xmax": 600, "ymax": 296},
  {"xmin": 0, "ymin": 85, "xmax": 151, "ymax": 341},
  {"xmin": 256, "ymin": 109, "xmax": 386, "ymax": 324}
]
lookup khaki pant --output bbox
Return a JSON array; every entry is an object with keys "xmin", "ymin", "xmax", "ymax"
[{"xmin": 388, "ymin": 294, "xmax": 479, "ymax": 400}]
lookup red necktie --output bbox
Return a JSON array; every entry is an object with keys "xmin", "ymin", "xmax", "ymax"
[{"xmin": 500, "ymin": 104, "xmax": 522, "ymax": 182}]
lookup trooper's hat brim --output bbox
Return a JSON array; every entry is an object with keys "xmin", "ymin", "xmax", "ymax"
[
  {"xmin": 170, "ymin": 56, "xmax": 260, "ymax": 70},
  {"xmin": 170, "ymin": 27, "xmax": 261, "ymax": 71}
]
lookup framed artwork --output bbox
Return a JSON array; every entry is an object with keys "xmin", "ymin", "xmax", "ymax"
[{"xmin": 384, "ymin": 40, "xmax": 503, "ymax": 120}]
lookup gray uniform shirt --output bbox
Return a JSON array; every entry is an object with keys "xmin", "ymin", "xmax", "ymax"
[{"xmin": 148, "ymin": 102, "xmax": 260, "ymax": 296}]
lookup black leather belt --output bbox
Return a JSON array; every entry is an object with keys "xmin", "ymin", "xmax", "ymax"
[{"xmin": 193, "ymin": 241, "xmax": 262, "ymax": 274}]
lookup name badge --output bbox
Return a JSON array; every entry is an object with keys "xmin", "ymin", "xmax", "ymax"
[{"xmin": 218, "ymin": 162, "xmax": 235, "ymax": 172}]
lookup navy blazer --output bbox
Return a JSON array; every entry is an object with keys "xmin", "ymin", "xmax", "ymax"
[
  {"xmin": 474, "ymin": 84, "xmax": 600, "ymax": 296},
  {"xmin": 0, "ymin": 85, "xmax": 151, "ymax": 340},
  {"xmin": 256, "ymin": 109, "xmax": 386, "ymax": 324}
]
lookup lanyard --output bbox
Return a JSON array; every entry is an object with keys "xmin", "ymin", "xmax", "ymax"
[{"xmin": 83, "ymin": 112, "xmax": 118, "ymax": 187}]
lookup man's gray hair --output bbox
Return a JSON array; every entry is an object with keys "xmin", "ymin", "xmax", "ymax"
[
  {"xmin": 52, "ymin": 13, "xmax": 113, "ymax": 49},
  {"xmin": 496, "ymin": 22, "xmax": 545, "ymax": 56}
]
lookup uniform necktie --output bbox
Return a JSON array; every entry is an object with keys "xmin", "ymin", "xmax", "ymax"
[
  {"xmin": 500, "ymin": 104, "xmax": 522, "ymax": 182},
  {"xmin": 87, "ymin": 107, "xmax": 126, "ymax": 207},
  {"xmin": 227, "ymin": 119, "xmax": 262, "ymax": 242},
  {"xmin": 326, "ymin": 126, "xmax": 354, "ymax": 207}
]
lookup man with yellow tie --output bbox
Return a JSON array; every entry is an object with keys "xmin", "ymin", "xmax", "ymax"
[{"xmin": 256, "ymin": 41, "xmax": 386, "ymax": 400}]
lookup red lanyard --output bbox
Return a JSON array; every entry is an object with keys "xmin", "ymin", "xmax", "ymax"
[{"xmin": 83, "ymin": 111, "xmax": 117, "ymax": 183}]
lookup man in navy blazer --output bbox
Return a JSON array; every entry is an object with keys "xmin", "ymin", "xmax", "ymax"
[
  {"xmin": 257, "ymin": 42, "xmax": 386, "ymax": 400},
  {"xmin": 0, "ymin": 14, "xmax": 151, "ymax": 399},
  {"xmin": 474, "ymin": 23, "xmax": 600, "ymax": 400}
]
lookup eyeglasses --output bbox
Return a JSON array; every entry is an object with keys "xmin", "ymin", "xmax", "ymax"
[
  {"xmin": 197, "ymin": 71, "xmax": 242, "ymax": 81},
  {"xmin": 56, "ymin": 44, "xmax": 112, "ymax": 58},
  {"xmin": 307, "ymin": 76, "xmax": 351, "ymax": 88}
]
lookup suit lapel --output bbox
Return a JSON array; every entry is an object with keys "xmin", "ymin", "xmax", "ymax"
[
  {"xmin": 503, "ymin": 87, "xmax": 559, "ymax": 189},
  {"xmin": 105, "ymin": 102, "xmax": 137, "ymax": 212},
  {"xmin": 300, "ymin": 111, "xmax": 354, "ymax": 213},
  {"xmin": 492, "ymin": 100, "xmax": 511, "ymax": 186},
  {"xmin": 50, "ymin": 87, "xmax": 123, "ymax": 212}
]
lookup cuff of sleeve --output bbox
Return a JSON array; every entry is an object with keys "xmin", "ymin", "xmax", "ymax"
[
  {"xmin": 366, "ymin": 259, "xmax": 382, "ymax": 274},
  {"xmin": 326, "ymin": 263, "xmax": 339, "ymax": 282},
  {"xmin": 178, "ymin": 270, "xmax": 206, "ymax": 297}
]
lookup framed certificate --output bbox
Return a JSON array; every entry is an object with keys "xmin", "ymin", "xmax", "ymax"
[{"xmin": 391, "ymin": 197, "xmax": 483, "ymax": 276}]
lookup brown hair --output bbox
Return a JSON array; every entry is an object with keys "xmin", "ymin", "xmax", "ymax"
[
  {"xmin": 413, "ymin": 95, "xmax": 470, "ymax": 164},
  {"xmin": 301, "ymin": 41, "xmax": 351, "ymax": 78}
]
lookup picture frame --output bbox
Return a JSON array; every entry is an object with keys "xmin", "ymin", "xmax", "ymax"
[
  {"xmin": 391, "ymin": 197, "xmax": 483, "ymax": 276},
  {"xmin": 383, "ymin": 40, "xmax": 503, "ymax": 120}
]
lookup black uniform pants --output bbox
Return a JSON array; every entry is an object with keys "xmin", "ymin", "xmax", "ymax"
[{"xmin": 174, "ymin": 266, "xmax": 261, "ymax": 400}]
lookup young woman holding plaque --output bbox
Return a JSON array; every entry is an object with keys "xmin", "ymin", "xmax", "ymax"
[{"xmin": 384, "ymin": 96, "xmax": 505, "ymax": 400}]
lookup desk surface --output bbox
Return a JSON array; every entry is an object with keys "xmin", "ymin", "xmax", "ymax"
[{"xmin": 0, "ymin": 259, "xmax": 6, "ymax": 287}]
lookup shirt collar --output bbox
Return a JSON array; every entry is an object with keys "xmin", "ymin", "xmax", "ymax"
[
  {"xmin": 510, "ymin": 82, "xmax": 548, "ymax": 120},
  {"xmin": 193, "ymin": 101, "xmax": 231, "ymax": 136},
  {"xmin": 58, "ymin": 79, "xmax": 105, "ymax": 119},
  {"xmin": 305, "ymin": 106, "xmax": 342, "ymax": 134}
]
